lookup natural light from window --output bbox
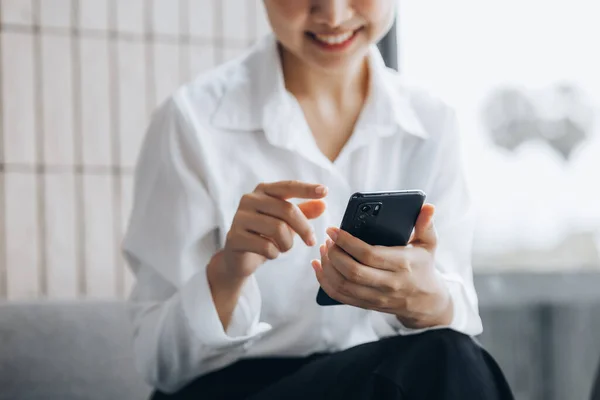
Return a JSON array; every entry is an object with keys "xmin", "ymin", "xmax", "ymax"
[{"xmin": 398, "ymin": 0, "xmax": 600, "ymax": 270}]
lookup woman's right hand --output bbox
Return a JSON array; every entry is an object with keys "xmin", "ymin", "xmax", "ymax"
[{"xmin": 222, "ymin": 181, "xmax": 328, "ymax": 279}]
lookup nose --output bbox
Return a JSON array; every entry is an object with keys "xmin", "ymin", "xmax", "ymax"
[{"xmin": 311, "ymin": 0, "xmax": 354, "ymax": 28}]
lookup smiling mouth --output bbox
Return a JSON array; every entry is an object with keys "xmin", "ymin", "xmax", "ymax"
[{"xmin": 306, "ymin": 27, "xmax": 364, "ymax": 49}]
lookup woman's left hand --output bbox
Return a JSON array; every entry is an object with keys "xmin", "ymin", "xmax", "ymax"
[{"xmin": 312, "ymin": 204, "xmax": 453, "ymax": 329}]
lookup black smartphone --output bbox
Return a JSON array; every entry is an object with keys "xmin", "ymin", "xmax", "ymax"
[{"xmin": 316, "ymin": 190, "xmax": 426, "ymax": 306}]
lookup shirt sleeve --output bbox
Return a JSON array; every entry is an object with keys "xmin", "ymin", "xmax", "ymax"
[
  {"xmin": 371, "ymin": 106, "xmax": 483, "ymax": 338},
  {"xmin": 122, "ymin": 96, "xmax": 271, "ymax": 393}
]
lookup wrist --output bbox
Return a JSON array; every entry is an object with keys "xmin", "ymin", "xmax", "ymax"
[
  {"xmin": 430, "ymin": 287, "xmax": 454, "ymax": 326},
  {"xmin": 396, "ymin": 281, "xmax": 454, "ymax": 329},
  {"xmin": 207, "ymin": 251, "xmax": 247, "ymax": 295},
  {"xmin": 206, "ymin": 251, "xmax": 247, "ymax": 332}
]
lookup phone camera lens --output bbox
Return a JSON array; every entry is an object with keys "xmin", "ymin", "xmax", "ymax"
[
  {"xmin": 358, "ymin": 214, "xmax": 367, "ymax": 220},
  {"xmin": 361, "ymin": 205, "xmax": 371, "ymax": 213}
]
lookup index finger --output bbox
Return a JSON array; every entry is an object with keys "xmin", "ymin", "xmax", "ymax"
[
  {"xmin": 326, "ymin": 227, "xmax": 397, "ymax": 271},
  {"xmin": 257, "ymin": 181, "xmax": 328, "ymax": 200}
]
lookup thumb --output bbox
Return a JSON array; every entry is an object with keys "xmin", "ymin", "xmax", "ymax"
[
  {"xmin": 298, "ymin": 199, "xmax": 327, "ymax": 220},
  {"xmin": 409, "ymin": 203, "xmax": 437, "ymax": 251}
]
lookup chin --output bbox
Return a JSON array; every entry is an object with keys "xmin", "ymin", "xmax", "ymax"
[{"xmin": 310, "ymin": 55, "xmax": 365, "ymax": 74}]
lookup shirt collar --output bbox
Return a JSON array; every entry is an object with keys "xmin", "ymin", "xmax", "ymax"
[
  {"xmin": 210, "ymin": 33, "xmax": 428, "ymax": 146},
  {"xmin": 363, "ymin": 48, "xmax": 428, "ymax": 139}
]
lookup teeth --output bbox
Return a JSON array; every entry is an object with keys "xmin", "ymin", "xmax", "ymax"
[{"xmin": 314, "ymin": 31, "xmax": 354, "ymax": 45}]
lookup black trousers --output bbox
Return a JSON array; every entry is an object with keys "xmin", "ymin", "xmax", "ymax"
[{"xmin": 152, "ymin": 329, "xmax": 514, "ymax": 400}]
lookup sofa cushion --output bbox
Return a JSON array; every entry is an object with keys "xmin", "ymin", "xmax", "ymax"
[{"xmin": 0, "ymin": 301, "xmax": 151, "ymax": 400}]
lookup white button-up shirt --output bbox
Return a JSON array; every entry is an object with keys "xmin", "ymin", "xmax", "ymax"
[{"xmin": 123, "ymin": 34, "xmax": 483, "ymax": 393}]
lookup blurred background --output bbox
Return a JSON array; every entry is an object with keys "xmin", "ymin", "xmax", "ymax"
[
  {"xmin": 0, "ymin": 1, "xmax": 599, "ymax": 400},
  {"xmin": 398, "ymin": 0, "xmax": 600, "ymax": 271}
]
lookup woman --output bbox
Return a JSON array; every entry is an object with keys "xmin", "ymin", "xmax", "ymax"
[{"xmin": 123, "ymin": 1, "xmax": 513, "ymax": 399}]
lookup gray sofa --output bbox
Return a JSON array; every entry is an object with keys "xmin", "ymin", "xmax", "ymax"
[
  {"xmin": 0, "ymin": 302, "xmax": 151, "ymax": 400},
  {"xmin": 2, "ymin": 284, "xmax": 600, "ymax": 400}
]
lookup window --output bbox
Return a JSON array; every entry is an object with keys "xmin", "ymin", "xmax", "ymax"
[{"xmin": 398, "ymin": 0, "xmax": 600, "ymax": 270}]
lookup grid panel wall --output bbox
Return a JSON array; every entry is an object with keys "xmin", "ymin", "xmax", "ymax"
[{"xmin": 0, "ymin": 0, "xmax": 271, "ymax": 300}]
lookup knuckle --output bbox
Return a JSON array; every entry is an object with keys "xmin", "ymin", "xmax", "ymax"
[
  {"xmin": 347, "ymin": 266, "xmax": 363, "ymax": 283},
  {"xmin": 364, "ymin": 249, "xmax": 381, "ymax": 266},
  {"xmin": 232, "ymin": 210, "xmax": 248, "ymax": 227},
  {"xmin": 239, "ymin": 194, "xmax": 253, "ymax": 209},
  {"xmin": 381, "ymin": 257, "xmax": 394, "ymax": 271},
  {"xmin": 274, "ymin": 221, "xmax": 288, "ymax": 238},
  {"xmin": 280, "ymin": 241, "xmax": 293, "ymax": 253},
  {"xmin": 401, "ymin": 257, "xmax": 413, "ymax": 271},
  {"xmin": 384, "ymin": 279, "xmax": 403, "ymax": 293},
  {"xmin": 280, "ymin": 235, "xmax": 294, "ymax": 252},
  {"xmin": 393, "ymin": 278, "xmax": 406, "ymax": 292},
  {"xmin": 225, "ymin": 230, "xmax": 237, "ymax": 245},
  {"xmin": 356, "ymin": 247, "xmax": 370, "ymax": 263},
  {"xmin": 282, "ymin": 202, "xmax": 298, "ymax": 220},
  {"xmin": 254, "ymin": 182, "xmax": 266, "ymax": 192},
  {"xmin": 374, "ymin": 253, "xmax": 387, "ymax": 267},
  {"xmin": 375, "ymin": 296, "xmax": 390, "ymax": 309},
  {"xmin": 261, "ymin": 241, "xmax": 279, "ymax": 260},
  {"xmin": 268, "ymin": 244, "xmax": 280, "ymax": 260}
]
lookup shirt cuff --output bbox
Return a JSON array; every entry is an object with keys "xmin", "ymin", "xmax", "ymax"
[
  {"xmin": 370, "ymin": 273, "xmax": 483, "ymax": 337},
  {"xmin": 180, "ymin": 269, "xmax": 271, "ymax": 348}
]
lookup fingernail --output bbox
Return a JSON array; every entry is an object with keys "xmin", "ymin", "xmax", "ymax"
[
  {"xmin": 311, "ymin": 259, "xmax": 321, "ymax": 273},
  {"xmin": 326, "ymin": 227, "xmax": 339, "ymax": 242},
  {"xmin": 315, "ymin": 185, "xmax": 328, "ymax": 195},
  {"xmin": 326, "ymin": 239, "xmax": 334, "ymax": 249},
  {"xmin": 319, "ymin": 244, "xmax": 327, "ymax": 258}
]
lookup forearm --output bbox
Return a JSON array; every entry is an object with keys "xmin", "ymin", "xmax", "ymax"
[{"xmin": 206, "ymin": 251, "xmax": 248, "ymax": 331}]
